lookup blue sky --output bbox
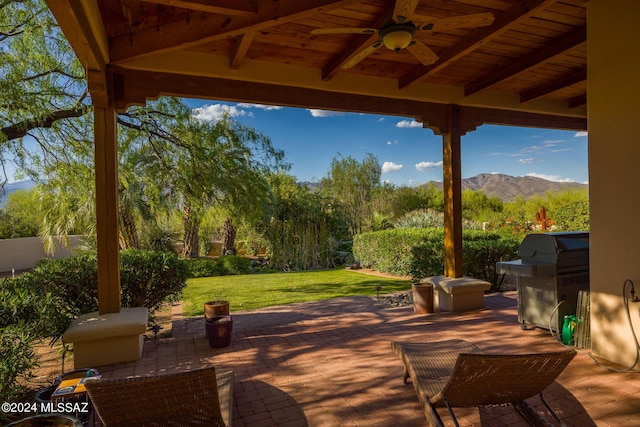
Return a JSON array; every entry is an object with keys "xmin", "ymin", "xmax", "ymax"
[
  {"xmin": 186, "ymin": 99, "xmax": 589, "ymax": 187},
  {"xmin": 4, "ymin": 99, "xmax": 588, "ymax": 186}
]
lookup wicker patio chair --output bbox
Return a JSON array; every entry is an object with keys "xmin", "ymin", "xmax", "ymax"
[
  {"xmin": 392, "ymin": 339, "xmax": 576, "ymax": 427},
  {"xmin": 84, "ymin": 367, "xmax": 234, "ymax": 427}
]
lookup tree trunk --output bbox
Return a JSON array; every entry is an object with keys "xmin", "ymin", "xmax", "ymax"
[
  {"xmin": 118, "ymin": 205, "xmax": 140, "ymax": 249},
  {"xmin": 221, "ymin": 217, "xmax": 236, "ymax": 255},
  {"xmin": 182, "ymin": 202, "xmax": 202, "ymax": 258}
]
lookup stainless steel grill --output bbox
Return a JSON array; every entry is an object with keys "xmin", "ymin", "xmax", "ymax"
[{"xmin": 497, "ymin": 232, "xmax": 589, "ymax": 332}]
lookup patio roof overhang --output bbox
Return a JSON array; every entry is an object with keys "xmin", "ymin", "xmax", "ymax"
[{"xmin": 45, "ymin": 0, "xmax": 588, "ymax": 314}]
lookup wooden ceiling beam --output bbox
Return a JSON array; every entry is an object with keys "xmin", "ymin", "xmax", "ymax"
[
  {"xmin": 465, "ymin": 27, "xmax": 586, "ymax": 97},
  {"xmin": 398, "ymin": 0, "xmax": 559, "ymax": 90},
  {"xmin": 520, "ymin": 66, "xmax": 587, "ymax": 103},
  {"xmin": 46, "ymin": 0, "xmax": 109, "ymax": 70},
  {"xmin": 463, "ymin": 106, "xmax": 586, "ymax": 132},
  {"xmin": 140, "ymin": 0, "xmax": 257, "ymax": 16},
  {"xmin": 229, "ymin": 30, "xmax": 256, "ymax": 69},
  {"xmin": 110, "ymin": 0, "xmax": 359, "ymax": 64},
  {"xmin": 109, "ymin": 66, "xmax": 587, "ymax": 131}
]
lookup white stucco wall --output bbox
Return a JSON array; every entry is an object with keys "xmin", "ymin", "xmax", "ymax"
[
  {"xmin": 0, "ymin": 236, "xmax": 84, "ymax": 272},
  {"xmin": 588, "ymin": 0, "xmax": 640, "ymax": 370}
]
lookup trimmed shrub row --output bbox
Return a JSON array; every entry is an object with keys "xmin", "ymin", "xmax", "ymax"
[
  {"xmin": 183, "ymin": 255, "xmax": 252, "ymax": 278},
  {"xmin": 353, "ymin": 228, "xmax": 520, "ymax": 290},
  {"xmin": 1, "ymin": 249, "xmax": 187, "ymax": 404}
]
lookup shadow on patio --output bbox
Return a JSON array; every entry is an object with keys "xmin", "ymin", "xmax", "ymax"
[{"xmin": 96, "ymin": 292, "xmax": 639, "ymax": 426}]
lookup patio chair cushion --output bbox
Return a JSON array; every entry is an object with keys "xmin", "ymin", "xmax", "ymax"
[
  {"xmin": 85, "ymin": 366, "xmax": 234, "ymax": 427},
  {"xmin": 420, "ymin": 276, "xmax": 491, "ymax": 311}
]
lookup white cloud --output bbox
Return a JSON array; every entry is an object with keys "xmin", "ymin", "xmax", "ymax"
[
  {"xmin": 377, "ymin": 117, "xmax": 385, "ymax": 122},
  {"xmin": 386, "ymin": 140, "xmax": 399, "ymax": 145},
  {"xmin": 237, "ymin": 103, "xmax": 283, "ymax": 111},
  {"xmin": 525, "ymin": 172, "xmax": 575, "ymax": 183},
  {"xmin": 542, "ymin": 139, "xmax": 565, "ymax": 146},
  {"xmin": 415, "ymin": 160, "xmax": 443, "ymax": 171},
  {"xmin": 307, "ymin": 109, "xmax": 344, "ymax": 117},
  {"xmin": 575, "ymin": 131, "xmax": 588, "ymax": 137},
  {"xmin": 519, "ymin": 158, "xmax": 534, "ymax": 164},
  {"xmin": 382, "ymin": 161, "xmax": 403, "ymax": 173},
  {"xmin": 396, "ymin": 119, "xmax": 422, "ymax": 128},
  {"xmin": 192, "ymin": 104, "xmax": 249, "ymax": 122}
]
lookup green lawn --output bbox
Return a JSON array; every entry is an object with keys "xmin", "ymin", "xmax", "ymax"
[{"xmin": 182, "ymin": 268, "xmax": 412, "ymax": 316}]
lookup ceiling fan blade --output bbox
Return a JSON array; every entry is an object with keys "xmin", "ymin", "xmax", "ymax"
[
  {"xmin": 343, "ymin": 43, "xmax": 382, "ymax": 69},
  {"xmin": 311, "ymin": 27, "xmax": 376, "ymax": 35},
  {"xmin": 392, "ymin": 0, "xmax": 420, "ymax": 23},
  {"xmin": 406, "ymin": 41, "xmax": 439, "ymax": 66},
  {"xmin": 417, "ymin": 12, "xmax": 495, "ymax": 32}
]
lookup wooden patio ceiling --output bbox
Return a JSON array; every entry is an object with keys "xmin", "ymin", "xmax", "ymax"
[{"xmin": 49, "ymin": 0, "xmax": 588, "ymax": 132}]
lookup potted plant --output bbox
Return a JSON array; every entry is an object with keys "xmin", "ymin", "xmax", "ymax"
[{"xmin": 204, "ymin": 300, "xmax": 229, "ymax": 319}]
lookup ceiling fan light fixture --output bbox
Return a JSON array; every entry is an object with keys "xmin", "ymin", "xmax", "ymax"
[{"xmin": 379, "ymin": 24, "xmax": 416, "ymax": 53}]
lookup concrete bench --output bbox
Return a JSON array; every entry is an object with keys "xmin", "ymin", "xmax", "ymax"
[
  {"xmin": 63, "ymin": 307, "xmax": 148, "ymax": 368},
  {"xmin": 420, "ymin": 276, "xmax": 491, "ymax": 311}
]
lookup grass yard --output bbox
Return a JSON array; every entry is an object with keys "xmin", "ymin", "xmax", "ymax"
[{"xmin": 182, "ymin": 268, "xmax": 411, "ymax": 317}]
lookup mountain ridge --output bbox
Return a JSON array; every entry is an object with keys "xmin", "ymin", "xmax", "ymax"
[{"xmin": 425, "ymin": 173, "xmax": 587, "ymax": 202}]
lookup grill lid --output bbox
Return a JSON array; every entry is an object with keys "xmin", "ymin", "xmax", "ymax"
[{"xmin": 518, "ymin": 232, "xmax": 589, "ymax": 261}]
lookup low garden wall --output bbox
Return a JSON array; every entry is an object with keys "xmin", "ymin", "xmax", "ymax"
[{"xmin": 0, "ymin": 235, "xmax": 84, "ymax": 273}]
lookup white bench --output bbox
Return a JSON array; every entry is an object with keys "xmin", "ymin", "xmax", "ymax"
[
  {"xmin": 63, "ymin": 307, "xmax": 148, "ymax": 368},
  {"xmin": 420, "ymin": 276, "xmax": 491, "ymax": 311}
]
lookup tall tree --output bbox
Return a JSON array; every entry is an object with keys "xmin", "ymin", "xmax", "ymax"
[
  {"xmin": 162, "ymin": 114, "xmax": 288, "ymax": 258},
  {"xmin": 320, "ymin": 153, "xmax": 381, "ymax": 236},
  {"xmin": 0, "ymin": 0, "xmax": 89, "ymax": 184}
]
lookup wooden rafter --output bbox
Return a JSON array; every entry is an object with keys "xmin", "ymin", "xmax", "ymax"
[
  {"xmin": 47, "ymin": 0, "xmax": 109, "ymax": 70},
  {"xmin": 321, "ymin": 4, "xmax": 394, "ymax": 81},
  {"xmin": 140, "ymin": 0, "xmax": 257, "ymax": 16},
  {"xmin": 398, "ymin": 0, "xmax": 559, "ymax": 89},
  {"xmin": 465, "ymin": 27, "xmax": 586, "ymax": 97},
  {"xmin": 569, "ymin": 94, "xmax": 587, "ymax": 108},
  {"xmin": 520, "ymin": 66, "xmax": 587, "ymax": 103},
  {"xmin": 229, "ymin": 30, "xmax": 255, "ymax": 69},
  {"xmin": 110, "ymin": 0, "xmax": 360, "ymax": 63}
]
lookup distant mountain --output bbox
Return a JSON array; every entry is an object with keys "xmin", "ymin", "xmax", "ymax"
[
  {"xmin": 425, "ymin": 173, "xmax": 587, "ymax": 202},
  {"xmin": 0, "ymin": 180, "xmax": 36, "ymax": 208}
]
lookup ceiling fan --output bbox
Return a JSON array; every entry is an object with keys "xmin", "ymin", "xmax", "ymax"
[{"xmin": 310, "ymin": 0, "xmax": 494, "ymax": 68}]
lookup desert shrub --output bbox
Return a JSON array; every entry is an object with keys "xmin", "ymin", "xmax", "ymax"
[
  {"xmin": 183, "ymin": 256, "xmax": 251, "ymax": 278},
  {"xmin": 0, "ymin": 277, "xmax": 68, "ymax": 404},
  {"xmin": 0, "ymin": 325, "xmax": 36, "ymax": 403},
  {"xmin": 461, "ymin": 235, "xmax": 520, "ymax": 290},
  {"xmin": 183, "ymin": 258, "xmax": 226, "ymax": 278},
  {"xmin": 29, "ymin": 254, "xmax": 99, "ymax": 319},
  {"xmin": 119, "ymin": 249, "xmax": 187, "ymax": 309},
  {"xmin": 394, "ymin": 208, "xmax": 483, "ymax": 230},
  {"xmin": 218, "ymin": 255, "xmax": 251, "ymax": 275},
  {"xmin": 393, "ymin": 209, "xmax": 444, "ymax": 229},
  {"xmin": 24, "ymin": 250, "xmax": 186, "ymax": 336}
]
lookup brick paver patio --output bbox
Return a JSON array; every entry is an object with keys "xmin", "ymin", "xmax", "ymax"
[{"xmin": 97, "ymin": 289, "xmax": 640, "ymax": 426}]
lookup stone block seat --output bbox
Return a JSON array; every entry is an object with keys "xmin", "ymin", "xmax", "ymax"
[
  {"xmin": 420, "ymin": 276, "xmax": 491, "ymax": 311},
  {"xmin": 63, "ymin": 307, "xmax": 148, "ymax": 368}
]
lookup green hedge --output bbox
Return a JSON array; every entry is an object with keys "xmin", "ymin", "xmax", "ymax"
[
  {"xmin": 183, "ymin": 255, "xmax": 252, "ymax": 278},
  {"xmin": 1, "ymin": 249, "xmax": 187, "ymax": 405},
  {"xmin": 28, "ymin": 250, "xmax": 187, "ymax": 322},
  {"xmin": 353, "ymin": 228, "xmax": 520, "ymax": 290}
]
